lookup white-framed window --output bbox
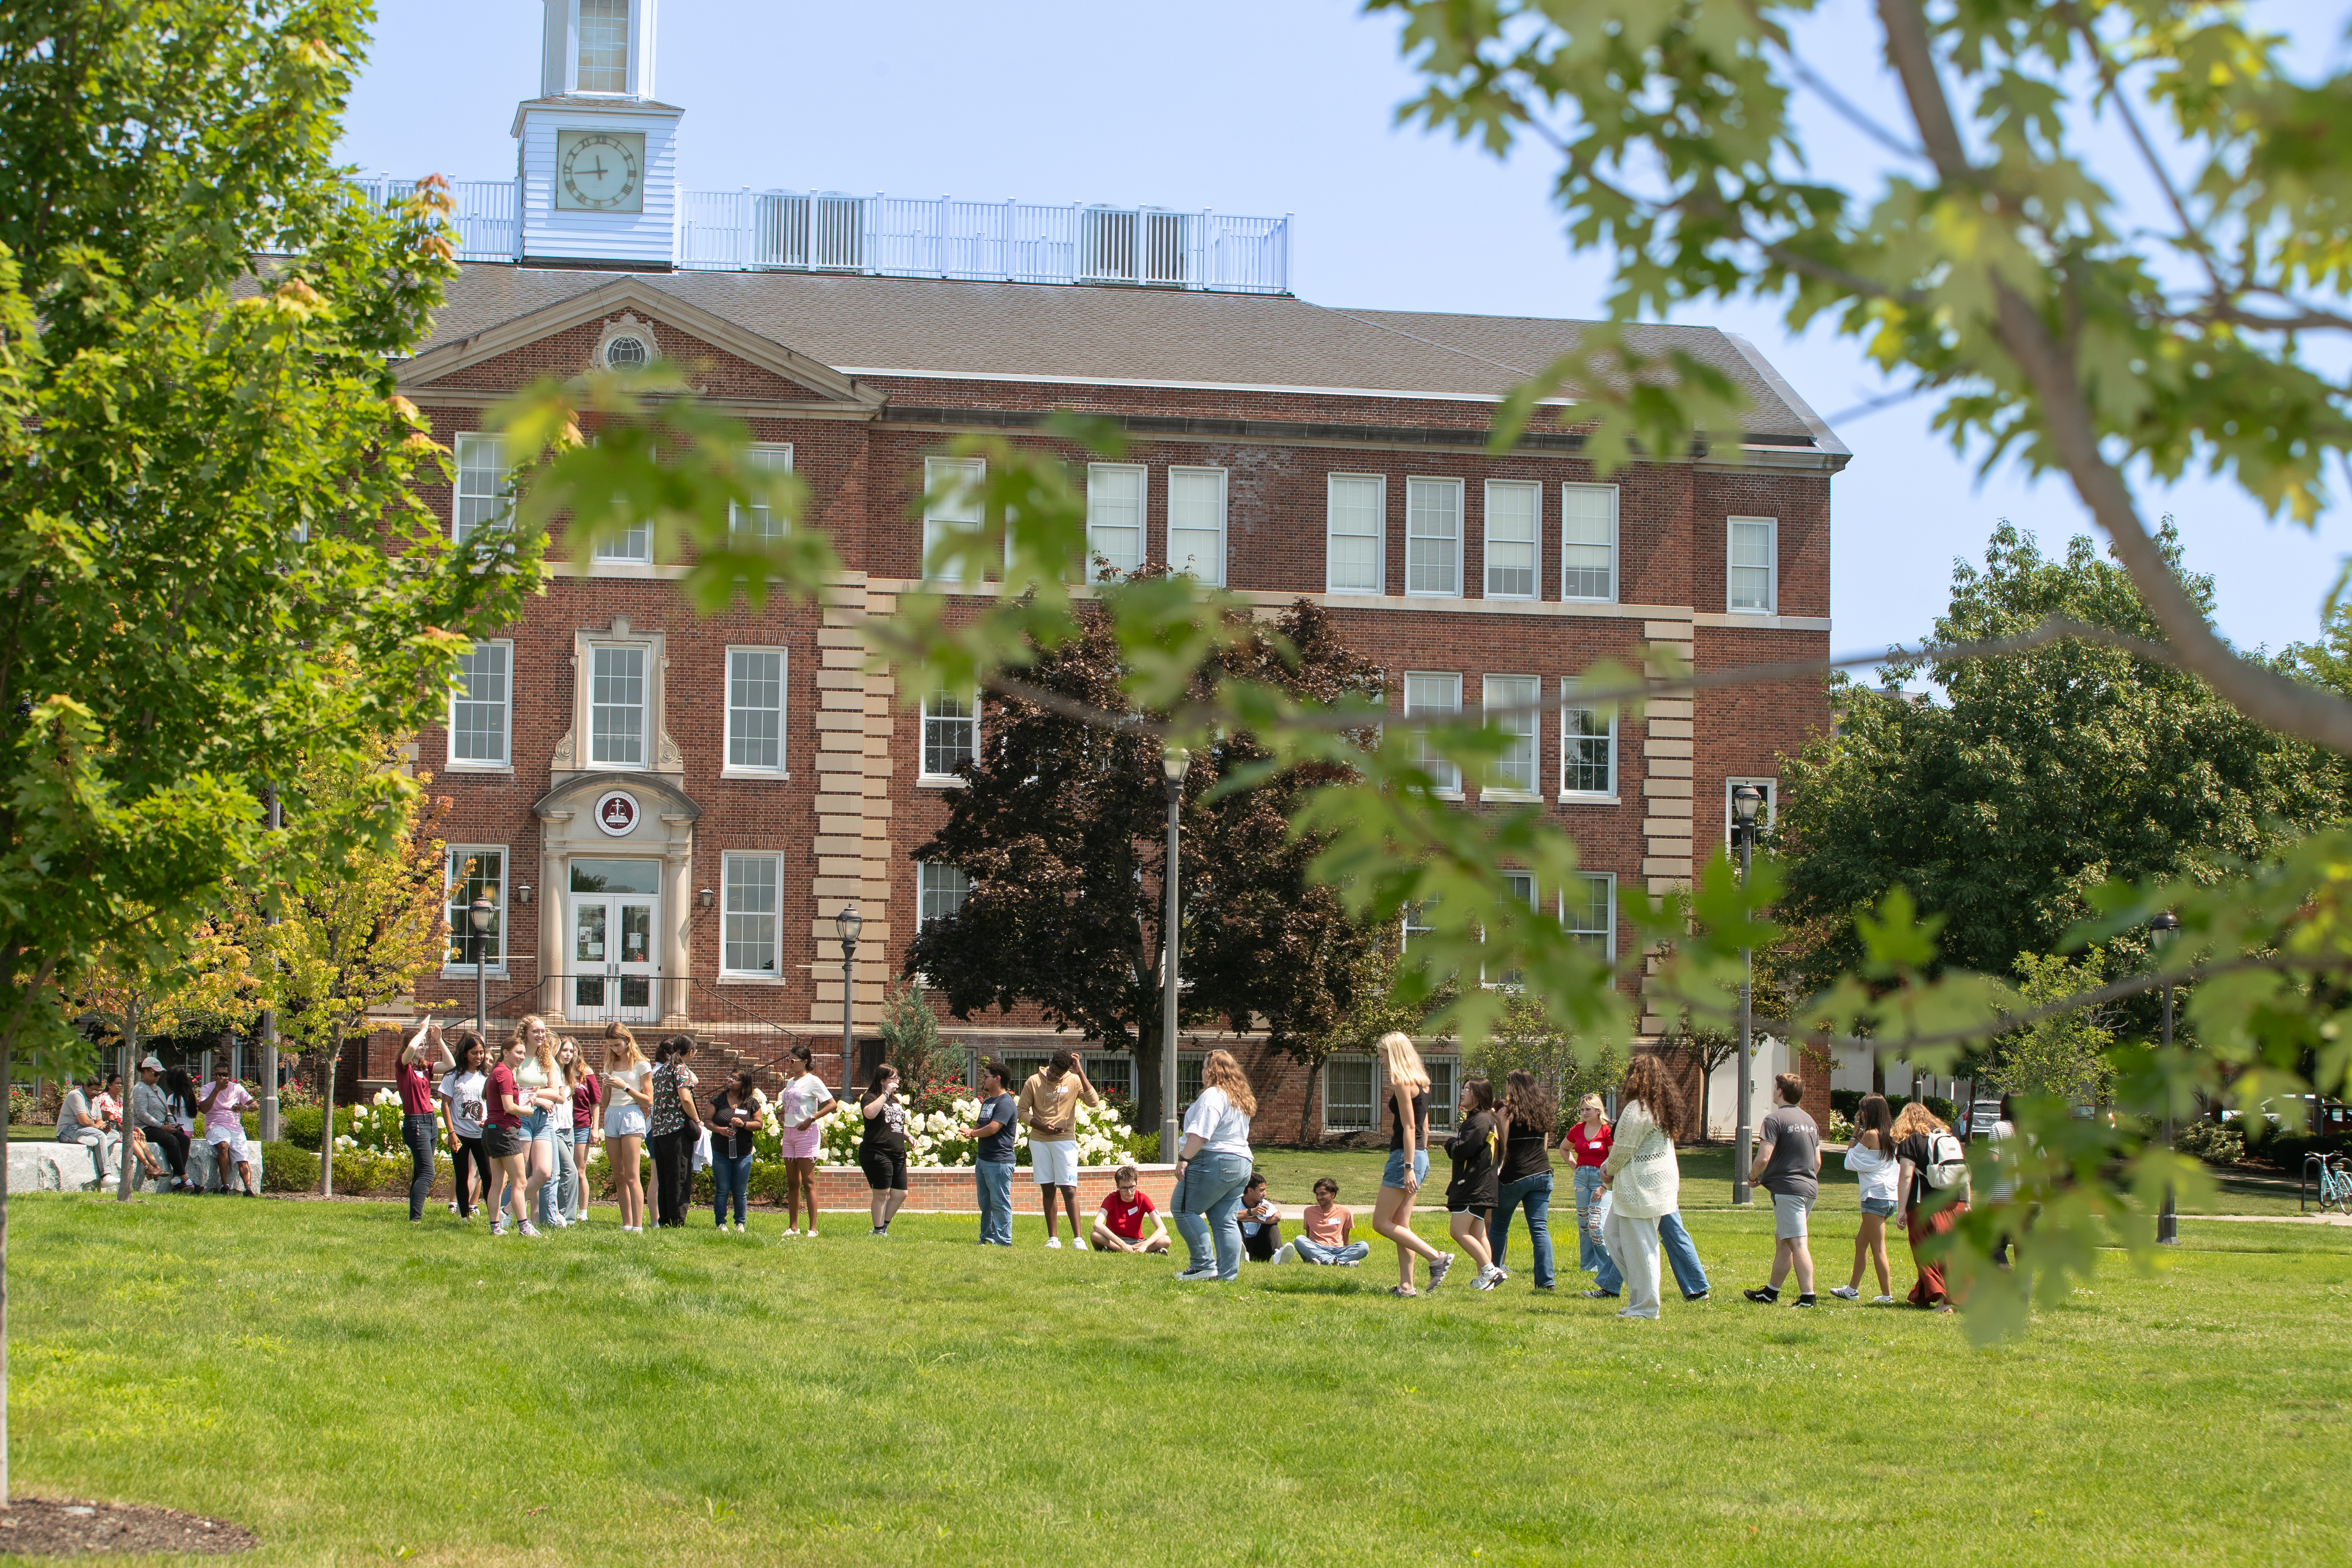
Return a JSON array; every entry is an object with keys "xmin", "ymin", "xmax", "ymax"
[
  {"xmin": 592, "ymin": 516, "xmax": 652, "ymax": 563},
  {"xmin": 1484, "ymin": 480, "xmax": 1540, "ymax": 599},
  {"xmin": 1490, "ymin": 870, "xmax": 1540, "ymax": 988},
  {"xmin": 1404, "ymin": 671, "xmax": 1463, "ymax": 795},
  {"xmin": 444, "ymin": 848, "xmax": 506, "ymax": 972},
  {"xmin": 448, "ymin": 640, "xmax": 511, "ymax": 768},
  {"xmin": 721, "ymin": 853, "xmax": 781, "ymax": 977},
  {"xmin": 1401, "ymin": 899, "xmax": 1436, "ymax": 949},
  {"xmin": 453, "ymin": 433, "xmax": 509, "ymax": 544},
  {"xmin": 1325, "ymin": 473, "xmax": 1385, "ymax": 594},
  {"xmin": 1179, "ymin": 1052, "xmax": 1205, "ymax": 1111},
  {"xmin": 576, "ymin": 0, "xmax": 629, "ymax": 92},
  {"xmin": 922, "ymin": 691, "xmax": 978, "ymax": 780},
  {"xmin": 1729, "ymin": 516, "xmax": 1777, "ymax": 612},
  {"xmin": 1405, "ymin": 477, "xmax": 1464, "ymax": 597},
  {"xmin": 589, "ymin": 645, "xmax": 647, "ymax": 766},
  {"xmin": 923, "ymin": 455, "xmax": 987, "ymax": 584},
  {"xmin": 729, "ymin": 444, "xmax": 794, "ymax": 545},
  {"xmin": 1427, "ymin": 1057, "xmax": 1459, "ymax": 1132},
  {"xmin": 1724, "ymin": 777, "xmax": 1780, "ymax": 845},
  {"xmin": 1562, "ymin": 484, "xmax": 1619, "ymax": 602},
  {"xmin": 1482, "ymin": 675, "xmax": 1540, "ymax": 796},
  {"xmin": 919, "ymin": 861, "xmax": 971, "ymax": 927},
  {"xmin": 1324, "ymin": 1055, "xmax": 1376, "ymax": 1133},
  {"xmin": 1563, "ymin": 871, "xmax": 1615, "ymax": 960},
  {"xmin": 1085, "ymin": 462, "xmax": 1146, "ymax": 581},
  {"xmin": 1167, "ymin": 466, "xmax": 1227, "ymax": 585},
  {"xmin": 724, "ymin": 647, "xmax": 786, "ymax": 773},
  {"xmin": 1561, "ymin": 683, "xmax": 1617, "ymax": 798}
]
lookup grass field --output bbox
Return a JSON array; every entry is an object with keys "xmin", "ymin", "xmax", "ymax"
[{"xmin": 8, "ymin": 1191, "xmax": 2349, "ymax": 1566}]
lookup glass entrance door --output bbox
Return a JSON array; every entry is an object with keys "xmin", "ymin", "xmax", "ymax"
[{"xmin": 568, "ymin": 859, "xmax": 662, "ymax": 1023}]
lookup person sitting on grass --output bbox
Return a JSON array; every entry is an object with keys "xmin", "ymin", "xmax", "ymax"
[
  {"xmin": 1281, "ymin": 1178, "xmax": 1369, "ymax": 1265},
  {"xmin": 1090, "ymin": 1165, "xmax": 1170, "ymax": 1254},
  {"xmin": 1237, "ymin": 1172, "xmax": 1283, "ymax": 1262}
]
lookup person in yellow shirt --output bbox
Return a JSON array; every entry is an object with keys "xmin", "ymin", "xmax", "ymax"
[{"xmin": 1017, "ymin": 1051, "xmax": 1100, "ymax": 1249}]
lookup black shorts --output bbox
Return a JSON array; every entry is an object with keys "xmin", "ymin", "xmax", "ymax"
[
  {"xmin": 483, "ymin": 1125, "xmax": 525, "ymax": 1159},
  {"xmin": 1447, "ymin": 1201, "xmax": 1494, "ymax": 1221},
  {"xmin": 859, "ymin": 1145, "xmax": 908, "ymax": 1192}
]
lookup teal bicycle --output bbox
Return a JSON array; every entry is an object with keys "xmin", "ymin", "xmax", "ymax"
[{"xmin": 2312, "ymin": 1153, "xmax": 2352, "ymax": 1216}]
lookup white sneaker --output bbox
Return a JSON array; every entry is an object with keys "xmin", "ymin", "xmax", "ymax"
[
  {"xmin": 1871, "ymin": 1294, "xmax": 1896, "ymax": 1305},
  {"xmin": 805, "ymin": 1230, "xmax": 819, "ymax": 1239},
  {"xmin": 1272, "ymin": 1243, "xmax": 1296, "ymax": 1265},
  {"xmin": 1045, "ymin": 1237, "xmax": 1063, "ymax": 1249},
  {"xmin": 1073, "ymin": 1237, "xmax": 1088, "ymax": 1251},
  {"xmin": 1473, "ymin": 1265, "xmax": 1500, "ymax": 1291},
  {"xmin": 1829, "ymin": 1285, "xmax": 1861, "ymax": 1301}
]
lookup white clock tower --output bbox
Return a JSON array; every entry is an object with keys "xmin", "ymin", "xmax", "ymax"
[{"xmin": 514, "ymin": 0, "xmax": 682, "ymax": 268}]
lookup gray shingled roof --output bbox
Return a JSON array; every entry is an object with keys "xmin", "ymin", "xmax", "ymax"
[{"xmin": 418, "ymin": 263, "xmax": 1839, "ymax": 445}]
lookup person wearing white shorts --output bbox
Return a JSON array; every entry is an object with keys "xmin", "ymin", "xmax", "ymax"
[{"xmin": 1017, "ymin": 1051, "xmax": 1099, "ymax": 1248}]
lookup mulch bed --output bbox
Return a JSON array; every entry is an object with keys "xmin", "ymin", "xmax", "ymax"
[{"xmin": 0, "ymin": 1499, "xmax": 255, "ymax": 1557}]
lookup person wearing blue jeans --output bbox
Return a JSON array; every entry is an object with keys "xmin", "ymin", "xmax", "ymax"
[
  {"xmin": 706, "ymin": 1072, "xmax": 763, "ymax": 1233},
  {"xmin": 1564, "ymin": 1094, "xmax": 1615, "ymax": 1273},
  {"xmin": 1170, "ymin": 1050, "xmax": 1258, "ymax": 1282},
  {"xmin": 968, "ymin": 1062, "xmax": 1019, "ymax": 1246},
  {"xmin": 1590, "ymin": 1208, "xmax": 1709, "ymax": 1300},
  {"xmin": 1491, "ymin": 1071, "xmax": 1558, "ymax": 1290}
]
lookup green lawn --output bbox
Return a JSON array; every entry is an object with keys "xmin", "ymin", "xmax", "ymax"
[{"xmin": 7, "ymin": 1194, "xmax": 2349, "ymax": 1565}]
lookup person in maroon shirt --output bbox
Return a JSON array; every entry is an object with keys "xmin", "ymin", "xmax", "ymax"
[
  {"xmin": 564, "ymin": 1041, "xmax": 601, "ymax": 1225},
  {"xmin": 482, "ymin": 1036, "xmax": 536, "ymax": 1236},
  {"xmin": 397, "ymin": 1021, "xmax": 456, "ymax": 1224},
  {"xmin": 1566, "ymin": 1094, "xmax": 1614, "ymax": 1275}
]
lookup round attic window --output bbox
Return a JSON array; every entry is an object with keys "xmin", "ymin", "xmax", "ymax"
[{"xmin": 603, "ymin": 334, "xmax": 649, "ymax": 369}]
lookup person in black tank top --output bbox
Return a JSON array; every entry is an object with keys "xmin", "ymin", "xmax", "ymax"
[
  {"xmin": 1491, "ymin": 1068, "xmax": 1559, "ymax": 1291},
  {"xmin": 1371, "ymin": 1032, "xmax": 1453, "ymax": 1297}
]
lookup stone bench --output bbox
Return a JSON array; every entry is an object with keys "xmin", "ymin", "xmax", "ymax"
[{"xmin": 5, "ymin": 1139, "xmax": 262, "ymax": 1194}]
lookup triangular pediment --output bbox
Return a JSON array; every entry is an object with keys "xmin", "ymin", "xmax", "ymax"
[{"xmin": 398, "ymin": 276, "xmax": 884, "ymax": 411}]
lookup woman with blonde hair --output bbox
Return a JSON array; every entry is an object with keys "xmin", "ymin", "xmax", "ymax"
[
  {"xmin": 1369, "ymin": 1031, "xmax": 1452, "ymax": 1297},
  {"xmin": 1564, "ymin": 1092, "xmax": 1613, "ymax": 1275},
  {"xmin": 600, "ymin": 1024, "xmax": 653, "ymax": 1234},
  {"xmin": 1596, "ymin": 1053, "xmax": 1689, "ymax": 1320},
  {"xmin": 1170, "ymin": 1049, "xmax": 1256, "ymax": 1283},
  {"xmin": 515, "ymin": 1015, "xmax": 567, "ymax": 1228},
  {"xmin": 1893, "ymin": 1099, "xmax": 1968, "ymax": 1311}
]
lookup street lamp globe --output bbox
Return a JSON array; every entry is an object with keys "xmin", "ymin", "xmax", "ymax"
[
  {"xmin": 2150, "ymin": 910, "xmax": 2180, "ymax": 944},
  {"xmin": 1732, "ymin": 784, "xmax": 1763, "ymax": 831},
  {"xmin": 468, "ymin": 895, "xmax": 495, "ymax": 936},
  {"xmin": 835, "ymin": 904, "xmax": 864, "ymax": 949},
  {"xmin": 1161, "ymin": 746, "xmax": 1190, "ymax": 788}
]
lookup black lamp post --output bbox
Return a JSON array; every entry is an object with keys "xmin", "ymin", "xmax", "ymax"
[
  {"xmin": 1730, "ymin": 785, "xmax": 1763, "ymax": 1207},
  {"xmin": 469, "ymin": 895, "xmax": 495, "ymax": 1037},
  {"xmin": 835, "ymin": 905, "xmax": 864, "ymax": 1094},
  {"xmin": 1159, "ymin": 746, "xmax": 1189, "ymax": 1164},
  {"xmin": 2151, "ymin": 910, "xmax": 2180, "ymax": 1245}
]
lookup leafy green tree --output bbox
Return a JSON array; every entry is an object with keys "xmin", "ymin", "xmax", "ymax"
[
  {"xmin": 1992, "ymin": 950, "xmax": 2118, "ymax": 1105},
  {"xmin": 874, "ymin": 980, "xmax": 964, "ymax": 1108},
  {"xmin": 1775, "ymin": 523, "xmax": 2341, "ymax": 993},
  {"xmin": 1469, "ymin": 990, "xmax": 1623, "ymax": 1140},
  {"xmin": 904, "ymin": 590, "xmax": 1387, "ymax": 1133},
  {"xmin": 0, "ymin": 0, "xmax": 539, "ymax": 1495}
]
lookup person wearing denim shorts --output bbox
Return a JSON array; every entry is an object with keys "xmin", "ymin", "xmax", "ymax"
[
  {"xmin": 1833, "ymin": 1093, "xmax": 1901, "ymax": 1302},
  {"xmin": 1370, "ymin": 1032, "xmax": 1452, "ymax": 1297}
]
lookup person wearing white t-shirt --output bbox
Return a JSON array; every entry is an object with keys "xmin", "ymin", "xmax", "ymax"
[
  {"xmin": 775, "ymin": 1044, "xmax": 837, "ymax": 1238},
  {"xmin": 437, "ymin": 1032, "xmax": 493, "ymax": 1221},
  {"xmin": 1171, "ymin": 1049, "xmax": 1257, "ymax": 1283},
  {"xmin": 600, "ymin": 1025, "xmax": 655, "ymax": 1234}
]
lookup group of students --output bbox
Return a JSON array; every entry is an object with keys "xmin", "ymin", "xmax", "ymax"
[
  {"xmin": 53, "ymin": 1058, "xmax": 261, "ymax": 1195},
  {"xmin": 374, "ymin": 1018, "xmax": 1980, "ymax": 1314}
]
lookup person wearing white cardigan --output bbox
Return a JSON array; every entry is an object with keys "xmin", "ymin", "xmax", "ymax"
[{"xmin": 1596, "ymin": 1054, "xmax": 1692, "ymax": 1320}]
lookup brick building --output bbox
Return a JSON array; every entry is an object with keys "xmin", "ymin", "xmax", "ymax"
[{"xmin": 377, "ymin": 0, "xmax": 1847, "ymax": 1141}]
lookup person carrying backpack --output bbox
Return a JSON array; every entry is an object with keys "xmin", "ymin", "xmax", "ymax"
[{"xmin": 1892, "ymin": 1100, "xmax": 1970, "ymax": 1311}]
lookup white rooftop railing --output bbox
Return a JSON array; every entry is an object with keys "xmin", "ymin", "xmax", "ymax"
[
  {"xmin": 679, "ymin": 191, "xmax": 1290, "ymax": 294},
  {"xmin": 340, "ymin": 178, "xmax": 1293, "ymax": 294}
]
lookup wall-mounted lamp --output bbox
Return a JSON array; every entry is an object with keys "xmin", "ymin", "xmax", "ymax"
[
  {"xmin": 514, "ymin": 883, "xmax": 533, "ymax": 907},
  {"xmin": 698, "ymin": 887, "xmax": 715, "ymax": 910}
]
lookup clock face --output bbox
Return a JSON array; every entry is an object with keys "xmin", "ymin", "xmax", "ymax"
[{"xmin": 555, "ymin": 129, "xmax": 645, "ymax": 213}]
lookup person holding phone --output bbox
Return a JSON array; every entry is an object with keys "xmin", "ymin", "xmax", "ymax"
[
  {"xmin": 859, "ymin": 1064, "xmax": 910, "ymax": 1236},
  {"xmin": 438, "ymin": 1031, "xmax": 493, "ymax": 1221},
  {"xmin": 707, "ymin": 1072, "xmax": 764, "ymax": 1232},
  {"xmin": 600, "ymin": 1024, "xmax": 653, "ymax": 1234}
]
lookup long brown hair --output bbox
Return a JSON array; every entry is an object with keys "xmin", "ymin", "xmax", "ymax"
[
  {"xmin": 603, "ymin": 1022, "xmax": 646, "ymax": 1072},
  {"xmin": 1200, "ymin": 1050, "xmax": 1257, "ymax": 1118},
  {"xmin": 1891, "ymin": 1099, "xmax": 1947, "ymax": 1141},
  {"xmin": 1618, "ymin": 1052, "xmax": 1689, "ymax": 1144},
  {"xmin": 1855, "ymin": 1093, "xmax": 1895, "ymax": 1153},
  {"xmin": 1501, "ymin": 1068, "xmax": 1554, "ymax": 1139}
]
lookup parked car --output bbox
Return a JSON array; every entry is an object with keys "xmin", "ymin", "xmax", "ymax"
[{"xmin": 1960, "ymin": 1099, "xmax": 2006, "ymax": 1141}]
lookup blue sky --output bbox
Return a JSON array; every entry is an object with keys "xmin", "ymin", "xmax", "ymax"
[{"xmin": 340, "ymin": 0, "xmax": 2352, "ymax": 661}]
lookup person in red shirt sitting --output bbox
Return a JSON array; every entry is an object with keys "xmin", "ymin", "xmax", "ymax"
[
  {"xmin": 1566, "ymin": 1093, "xmax": 1614, "ymax": 1275},
  {"xmin": 1090, "ymin": 1165, "xmax": 1170, "ymax": 1254}
]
